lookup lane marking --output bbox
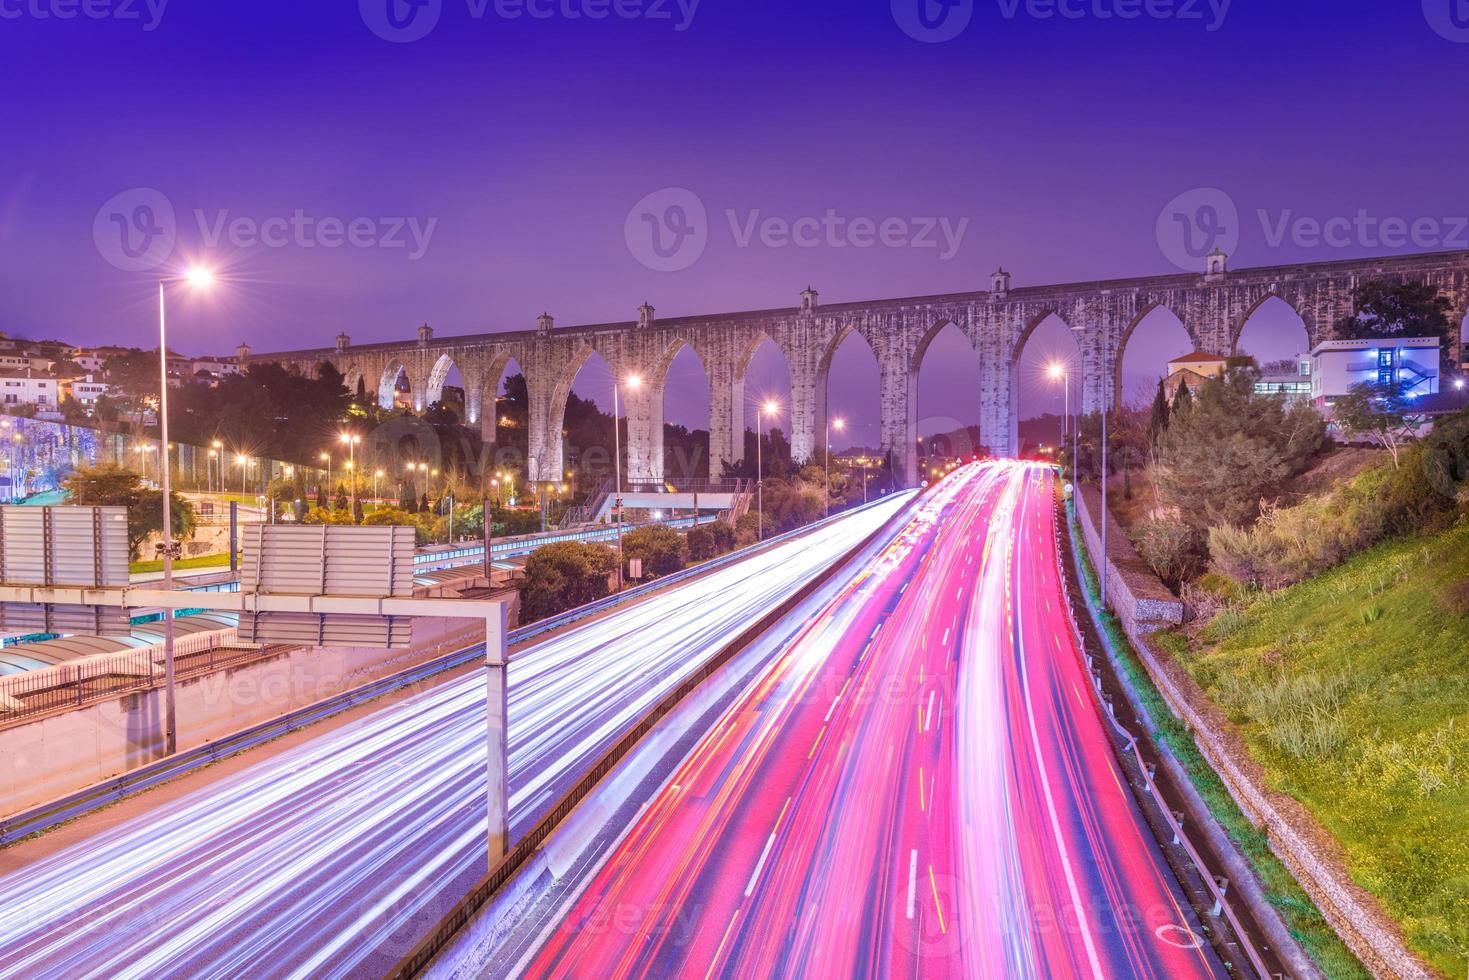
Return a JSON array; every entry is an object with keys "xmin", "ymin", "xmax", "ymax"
[
  {"xmin": 924, "ymin": 690, "xmax": 935, "ymax": 731},
  {"xmin": 906, "ymin": 849, "xmax": 918, "ymax": 919},
  {"xmin": 928, "ymin": 865, "xmax": 947, "ymax": 933},
  {"xmin": 744, "ymin": 833, "xmax": 777, "ymax": 897}
]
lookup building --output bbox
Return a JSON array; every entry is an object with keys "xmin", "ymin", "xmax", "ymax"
[
  {"xmin": 61, "ymin": 374, "xmax": 110, "ymax": 410},
  {"xmin": 1162, "ymin": 351, "xmax": 1228, "ymax": 402},
  {"xmin": 1309, "ymin": 337, "xmax": 1441, "ymax": 411},
  {"xmin": 1254, "ymin": 355, "xmax": 1313, "ymax": 399},
  {"xmin": 0, "ymin": 371, "xmax": 59, "ymax": 411}
]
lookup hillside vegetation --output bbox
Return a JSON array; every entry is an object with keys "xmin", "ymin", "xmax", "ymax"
[{"xmin": 1165, "ymin": 522, "xmax": 1469, "ymax": 976}]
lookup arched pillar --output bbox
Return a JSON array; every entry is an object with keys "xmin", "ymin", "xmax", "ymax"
[
  {"xmin": 878, "ymin": 356, "xmax": 918, "ymax": 486},
  {"xmin": 707, "ymin": 353, "xmax": 742, "ymax": 476},
  {"xmin": 788, "ymin": 346, "xmax": 823, "ymax": 465},
  {"xmin": 621, "ymin": 379, "xmax": 664, "ymax": 484}
]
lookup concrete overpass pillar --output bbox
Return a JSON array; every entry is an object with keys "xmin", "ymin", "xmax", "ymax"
[
  {"xmin": 878, "ymin": 359, "xmax": 918, "ymax": 486},
  {"xmin": 1081, "ymin": 324, "xmax": 1120, "ymax": 414},
  {"xmin": 978, "ymin": 347, "xmax": 1016, "ymax": 458},
  {"xmin": 623, "ymin": 381, "xmax": 664, "ymax": 484},
  {"xmin": 525, "ymin": 374, "xmax": 559, "ymax": 485}
]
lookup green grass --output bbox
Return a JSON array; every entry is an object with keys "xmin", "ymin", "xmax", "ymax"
[
  {"xmin": 1067, "ymin": 504, "xmax": 1370, "ymax": 980},
  {"xmin": 129, "ymin": 553, "xmax": 233, "ymax": 574},
  {"xmin": 1172, "ymin": 522, "xmax": 1469, "ymax": 977}
]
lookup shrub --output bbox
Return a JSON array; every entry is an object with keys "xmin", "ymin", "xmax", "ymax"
[
  {"xmin": 735, "ymin": 512, "xmax": 776, "ymax": 546},
  {"xmin": 1133, "ymin": 516, "xmax": 1207, "ymax": 591},
  {"xmin": 686, "ymin": 526, "xmax": 716, "ymax": 562},
  {"xmin": 1440, "ymin": 580, "xmax": 1469, "ymax": 617},
  {"xmin": 622, "ymin": 525, "xmax": 687, "ymax": 578},
  {"xmin": 520, "ymin": 541, "xmax": 617, "ymax": 621},
  {"xmin": 362, "ymin": 507, "xmax": 418, "ymax": 527},
  {"xmin": 704, "ymin": 520, "xmax": 736, "ymax": 554}
]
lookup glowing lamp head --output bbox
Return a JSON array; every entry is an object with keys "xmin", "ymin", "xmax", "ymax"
[
  {"xmin": 833, "ymin": 418, "xmax": 845, "ymax": 431},
  {"xmin": 235, "ymin": 454, "xmax": 248, "ymax": 465},
  {"xmin": 625, "ymin": 374, "xmax": 643, "ymax": 390},
  {"xmin": 184, "ymin": 266, "xmax": 215, "ymax": 290},
  {"xmin": 763, "ymin": 400, "xmax": 778, "ymax": 416},
  {"xmin": 1048, "ymin": 362, "xmax": 1065, "ymax": 380}
]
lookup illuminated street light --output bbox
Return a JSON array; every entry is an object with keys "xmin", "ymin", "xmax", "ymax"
[
  {"xmin": 611, "ymin": 373, "xmax": 642, "ymax": 591},
  {"xmin": 339, "ymin": 432, "xmax": 361, "ymax": 519},
  {"xmin": 155, "ymin": 264, "xmax": 215, "ymax": 754},
  {"xmin": 1049, "ymin": 361, "xmax": 1074, "ymax": 476},
  {"xmin": 758, "ymin": 399, "xmax": 780, "ymax": 541},
  {"xmin": 825, "ymin": 416, "xmax": 845, "ymax": 517}
]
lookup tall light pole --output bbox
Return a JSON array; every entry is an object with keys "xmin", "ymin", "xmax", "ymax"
[
  {"xmin": 211, "ymin": 440, "xmax": 223, "ymax": 493},
  {"xmin": 320, "ymin": 452, "xmax": 332, "ymax": 507},
  {"xmin": 1048, "ymin": 362, "xmax": 1073, "ymax": 476},
  {"xmin": 612, "ymin": 373, "xmax": 641, "ymax": 591},
  {"xmin": 236, "ymin": 454, "xmax": 249, "ymax": 495},
  {"xmin": 157, "ymin": 265, "xmax": 214, "ymax": 756},
  {"xmin": 340, "ymin": 432, "xmax": 360, "ymax": 518},
  {"xmin": 825, "ymin": 416, "xmax": 845, "ymax": 517},
  {"xmin": 758, "ymin": 399, "xmax": 778, "ymax": 541},
  {"xmin": 374, "ymin": 468, "xmax": 383, "ymax": 503},
  {"xmin": 1100, "ymin": 340, "xmax": 1111, "ymax": 608}
]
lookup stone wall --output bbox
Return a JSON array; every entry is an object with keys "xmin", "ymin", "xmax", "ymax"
[{"xmin": 1072, "ymin": 484, "xmax": 1183, "ymax": 634}]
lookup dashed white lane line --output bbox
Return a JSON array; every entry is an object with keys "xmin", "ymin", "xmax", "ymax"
[{"xmin": 906, "ymin": 849, "xmax": 918, "ymax": 919}]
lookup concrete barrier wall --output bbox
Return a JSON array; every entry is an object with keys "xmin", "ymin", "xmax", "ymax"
[
  {"xmin": 0, "ymin": 616, "xmax": 482, "ymax": 818},
  {"xmin": 1072, "ymin": 485, "xmax": 1183, "ymax": 635}
]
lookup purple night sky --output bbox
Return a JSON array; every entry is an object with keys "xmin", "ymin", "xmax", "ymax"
[{"xmin": 2, "ymin": 0, "xmax": 1467, "ymax": 448}]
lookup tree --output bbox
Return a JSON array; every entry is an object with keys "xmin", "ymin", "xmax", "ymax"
[
  {"xmin": 622, "ymin": 525, "xmax": 687, "ymax": 578},
  {"xmin": 63, "ymin": 463, "xmax": 197, "ymax": 559},
  {"xmin": 1334, "ymin": 279, "xmax": 1454, "ymax": 353},
  {"xmin": 1133, "ymin": 516, "xmax": 1208, "ymax": 592},
  {"xmin": 1332, "ymin": 380, "xmax": 1427, "ymax": 470},
  {"xmin": 1148, "ymin": 380, "xmax": 1171, "ymax": 449},
  {"xmin": 520, "ymin": 541, "xmax": 618, "ymax": 621},
  {"xmin": 704, "ymin": 519, "xmax": 736, "ymax": 553},
  {"xmin": 1154, "ymin": 365, "xmax": 1327, "ymax": 531},
  {"xmin": 104, "ymin": 350, "xmax": 161, "ymax": 428},
  {"xmin": 686, "ymin": 526, "xmax": 716, "ymax": 562},
  {"xmin": 60, "ymin": 396, "xmax": 89, "ymax": 424}
]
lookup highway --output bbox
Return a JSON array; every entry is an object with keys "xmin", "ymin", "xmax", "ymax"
[
  {"xmin": 524, "ymin": 461, "xmax": 1225, "ymax": 979},
  {"xmin": 0, "ymin": 494, "xmax": 911, "ymax": 979}
]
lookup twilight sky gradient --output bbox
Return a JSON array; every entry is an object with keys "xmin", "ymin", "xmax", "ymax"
[{"xmin": 1, "ymin": 0, "xmax": 1467, "ymax": 448}]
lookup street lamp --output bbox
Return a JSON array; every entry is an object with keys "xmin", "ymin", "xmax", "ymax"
[
  {"xmin": 235, "ymin": 453, "xmax": 249, "ymax": 495},
  {"xmin": 1048, "ymin": 361, "xmax": 1075, "ymax": 476},
  {"xmin": 374, "ymin": 468, "xmax": 384, "ymax": 502},
  {"xmin": 612, "ymin": 373, "xmax": 641, "ymax": 591},
  {"xmin": 320, "ymin": 452, "xmax": 332, "ymax": 506},
  {"xmin": 758, "ymin": 399, "xmax": 779, "ymax": 541},
  {"xmin": 156, "ymin": 264, "xmax": 214, "ymax": 755},
  {"xmin": 339, "ymin": 432, "xmax": 361, "ymax": 518},
  {"xmin": 825, "ymin": 416, "xmax": 845, "ymax": 517}
]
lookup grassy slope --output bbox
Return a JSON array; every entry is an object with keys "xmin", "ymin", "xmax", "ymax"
[
  {"xmin": 128, "ymin": 553, "xmax": 232, "ymax": 574},
  {"xmin": 1068, "ymin": 505, "xmax": 1368, "ymax": 979},
  {"xmin": 1168, "ymin": 522, "xmax": 1469, "ymax": 977}
]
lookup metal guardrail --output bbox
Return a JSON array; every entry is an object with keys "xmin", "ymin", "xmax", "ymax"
[
  {"xmin": 0, "ymin": 495, "xmax": 904, "ymax": 848},
  {"xmin": 388, "ymin": 488, "xmax": 921, "ymax": 977},
  {"xmin": 1055, "ymin": 491, "xmax": 1276, "ymax": 980}
]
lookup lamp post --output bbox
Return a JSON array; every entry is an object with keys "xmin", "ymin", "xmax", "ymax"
[
  {"xmin": 825, "ymin": 416, "xmax": 845, "ymax": 517},
  {"xmin": 612, "ymin": 373, "xmax": 642, "ymax": 591},
  {"xmin": 1048, "ymin": 361, "xmax": 1074, "ymax": 476},
  {"xmin": 157, "ymin": 265, "xmax": 214, "ymax": 756},
  {"xmin": 758, "ymin": 399, "xmax": 779, "ymax": 541},
  {"xmin": 211, "ymin": 440, "xmax": 223, "ymax": 493},
  {"xmin": 374, "ymin": 468, "xmax": 384, "ymax": 504},
  {"xmin": 340, "ymin": 432, "xmax": 360, "ymax": 518},
  {"xmin": 236, "ymin": 454, "xmax": 249, "ymax": 495}
]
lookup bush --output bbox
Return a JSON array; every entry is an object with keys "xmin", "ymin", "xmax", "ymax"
[
  {"xmin": 1440, "ymin": 579, "xmax": 1469, "ymax": 617},
  {"xmin": 362, "ymin": 507, "xmax": 418, "ymax": 527},
  {"xmin": 686, "ymin": 526, "xmax": 716, "ymax": 562},
  {"xmin": 704, "ymin": 519, "xmax": 736, "ymax": 553},
  {"xmin": 622, "ymin": 525, "xmax": 687, "ymax": 578},
  {"xmin": 301, "ymin": 506, "xmax": 354, "ymax": 526},
  {"xmin": 735, "ymin": 512, "xmax": 777, "ymax": 546},
  {"xmin": 520, "ymin": 541, "xmax": 617, "ymax": 621},
  {"xmin": 1133, "ymin": 516, "xmax": 1207, "ymax": 592}
]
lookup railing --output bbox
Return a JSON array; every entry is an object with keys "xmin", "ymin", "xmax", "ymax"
[{"xmin": 0, "ymin": 629, "xmax": 268, "ymax": 727}]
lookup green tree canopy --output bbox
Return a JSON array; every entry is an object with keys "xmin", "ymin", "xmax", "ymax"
[
  {"xmin": 520, "ymin": 541, "xmax": 617, "ymax": 621},
  {"xmin": 62, "ymin": 463, "xmax": 197, "ymax": 558}
]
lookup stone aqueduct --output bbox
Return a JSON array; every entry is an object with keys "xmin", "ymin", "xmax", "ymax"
[{"xmin": 249, "ymin": 249, "xmax": 1469, "ymax": 487}]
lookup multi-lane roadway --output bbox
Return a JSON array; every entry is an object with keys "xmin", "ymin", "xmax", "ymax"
[
  {"xmin": 0, "ymin": 495, "xmax": 910, "ymax": 979},
  {"xmin": 525, "ymin": 461, "xmax": 1225, "ymax": 979}
]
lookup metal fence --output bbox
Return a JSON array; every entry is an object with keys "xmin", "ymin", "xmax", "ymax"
[{"xmin": 0, "ymin": 629, "xmax": 268, "ymax": 727}]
